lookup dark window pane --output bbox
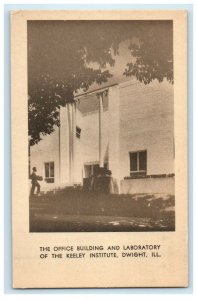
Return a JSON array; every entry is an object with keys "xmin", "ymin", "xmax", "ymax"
[
  {"xmin": 93, "ymin": 164, "xmax": 99, "ymax": 176},
  {"xmin": 45, "ymin": 163, "xmax": 49, "ymax": 178},
  {"xmin": 104, "ymin": 163, "xmax": 108, "ymax": 170},
  {"xmin": 139, "ymin": 151, "xmax": 147, "ymax": 171},
  {"xmin": 50, "ymin": 162, "xmax": 54, "ymax": 177},
  {"xmin": 130, "ymin": 152, "xmax": 137, "ymax": 171},
  {"xmin": 84, "ymin": 165, "xmax": 91, "ymax": 178},
  {"xmin": 76, "ymin": 126, "xmax": 81, "ymax": 139}
]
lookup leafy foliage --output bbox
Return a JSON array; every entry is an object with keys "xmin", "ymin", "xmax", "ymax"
[
  {"xmin": 28, "ymin": 21, "xmax": 173, "ymax": 145},
  {"xmin": 123, "ymin": 22, "xmax": 173, "ymax": 84}
]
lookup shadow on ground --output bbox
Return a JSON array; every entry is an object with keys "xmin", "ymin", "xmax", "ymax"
[{"xmin": 29, "ymin": 189, "xmax": 175, "ymax": 232}]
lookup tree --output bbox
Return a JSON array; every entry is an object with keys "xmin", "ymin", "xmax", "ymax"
[{"xmin": 28, "ymin": 20, "xmax": 173, "ymax": 145}]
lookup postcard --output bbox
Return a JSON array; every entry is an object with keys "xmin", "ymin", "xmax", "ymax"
[{"xmin": 11, "ymin": 10, "xmax": 188, "ymax": 288}]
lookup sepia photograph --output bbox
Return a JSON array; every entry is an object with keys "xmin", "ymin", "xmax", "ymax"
[
  {"xmin": 11, "ymin": 9, "xmax": 188, "ymax": 288},
  {"xmin": 28, "ymin": 20, "xmax": 175, "ymax": 232}
]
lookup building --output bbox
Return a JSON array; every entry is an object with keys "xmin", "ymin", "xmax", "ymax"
[{"xmin": 30, "ymin": 78, "xmax": 174, "ymax": 195}]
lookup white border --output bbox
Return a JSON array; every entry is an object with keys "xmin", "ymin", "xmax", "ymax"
[{"xmin": 1, "ymin": 0, "xmax": 195, "ymax": 299}]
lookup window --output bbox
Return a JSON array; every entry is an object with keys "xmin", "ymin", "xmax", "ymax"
[
  {"xmin": 129, "ymin": 151, "xmax": 147, "ymax": 175},
  {"xmin": 84, "ymin": 164, "xmax": 99, "ymax": 178},
  {"xmin": 76, "ymin": 126, "xmax": 81, "ymax": 139},
  {"xmin": 45, "ymin": 162, "xmax": 55, "ymax": 183},
  {"xmin": 84, "ymin": 162, "xmax": 108, "ymax": 178}
]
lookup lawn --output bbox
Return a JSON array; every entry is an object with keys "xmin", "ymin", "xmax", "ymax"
[{"xmin": 29, "ymin": 189, "xmax": 175, "ymax": 232}]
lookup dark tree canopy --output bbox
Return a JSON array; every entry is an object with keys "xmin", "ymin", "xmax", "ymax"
[{"xmin": 28, "ymin": 20, "xmax": 173, "ymax": 145}]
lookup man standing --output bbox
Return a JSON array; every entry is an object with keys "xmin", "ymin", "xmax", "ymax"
[{"xmin": 30, "ymin": 167, "xmax": 42, "ymax": 196}]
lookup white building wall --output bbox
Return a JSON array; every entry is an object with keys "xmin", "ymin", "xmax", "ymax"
[
  {"xmin": 119, "ymin": 79, "xmax": 174, "ymax": 179},
  {"xmin": 30, "ymin": 79, "xmax": 174, "ymax": 193},
  {"xmin": 74, "ymin": 106, "xmax": 85, "ymax": 183},
  {"xmin": 80, "ymin": 110, "xmax": 109, "ymax": 166},
  {"xmin": 59, "ymin": 104, "xmax": 85, "ymax": 185},
  {"xmin": 30, "ymin": 126, "xmax": 60, "ymax": 190},
  {"xmin": 120, "ymin": 177, "xmax": 174, "ymax": 194},
  {"xmin": 108, "ymin": 86, "xmax": 120, "ymax": 181},
  {"xmin": 59, "ymin": 105, "xmax": 71, "ymax": 185}
]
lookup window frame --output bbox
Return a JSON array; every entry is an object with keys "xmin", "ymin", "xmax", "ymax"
[
  {"xmin": 84, "ymin": 162, "xmax": 108, "ymax": 178},
  {"xmin": 44, "ymin": 161, "xmax": 55, "ymax": 183},
  {"xmin": 129, "ymin": 150, "xmax": 147, "ymax": 175}
]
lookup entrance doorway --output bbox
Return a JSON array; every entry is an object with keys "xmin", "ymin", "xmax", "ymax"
[
  {"xmin": 84, "ymin": 162, "xmax": 108, "ymax": 178},
  {"xmin": 83, "ymin": 162, "xmax": 108, "ymax": 190}
]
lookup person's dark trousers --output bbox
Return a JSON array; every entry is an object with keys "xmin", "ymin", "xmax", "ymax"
[{"xmin": 30, "ymin": 182, "xmax": 40, "ymax": 196}]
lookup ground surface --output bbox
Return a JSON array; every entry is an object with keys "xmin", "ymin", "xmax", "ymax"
[{"xmin": 29, "ymin": 190, "xmax": 175, "ymax": 232}]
